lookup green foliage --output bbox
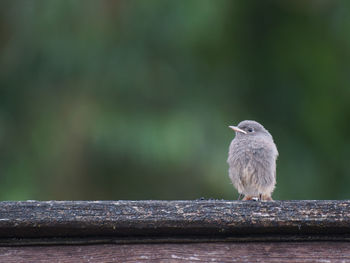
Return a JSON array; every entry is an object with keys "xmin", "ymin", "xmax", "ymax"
[{"xmin": 0, "ymin": 0, "xmax": 349, "ymax": 200}]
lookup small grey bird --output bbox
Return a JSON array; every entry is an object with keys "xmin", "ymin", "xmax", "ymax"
[{"xmin": 227, "ymin": 120, "xmax": 278, "ymax": 201}]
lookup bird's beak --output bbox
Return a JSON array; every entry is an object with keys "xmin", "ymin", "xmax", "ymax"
[{"xmin": 229, "ymin": 126, "xmax": 247, "ymax": 134}]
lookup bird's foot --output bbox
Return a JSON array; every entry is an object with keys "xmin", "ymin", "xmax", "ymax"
[
  {"xmin": 241, "ymin": 194, "xmax": 273, "ymax": 201},
  {"xmin": 243, "ymin": 195, "xmax": 264, "ymax": 201}
]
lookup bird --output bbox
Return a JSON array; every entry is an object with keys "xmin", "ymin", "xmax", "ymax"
[{"xmin": 227, "ymin": 120, "xmax": 278, "ymax": 201}]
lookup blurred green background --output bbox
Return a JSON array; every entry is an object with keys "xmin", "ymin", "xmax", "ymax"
[{"xmin": 0, "ymin": 0, "xmax": 349, "ymax": 201}]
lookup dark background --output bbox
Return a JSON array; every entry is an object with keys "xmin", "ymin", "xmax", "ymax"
[{"xmin": 0, "ymin": 1, "xmax": 349, "ymax": 201}]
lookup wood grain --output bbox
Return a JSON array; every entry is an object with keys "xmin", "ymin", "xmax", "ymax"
[
  {"xmin": 0, "ymin": 242, "xmax": 349, "ymax": 263},
  {"xmin": 0, "ymin": 200, "xmax": 349, "ymax": 244}
]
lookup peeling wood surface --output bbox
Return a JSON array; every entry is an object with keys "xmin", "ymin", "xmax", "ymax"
[
  {"xmin": 0, "ymin": 242, "xmax": 350, "ymax": 263},
  {"xmin": 0, "ymin": 200, "xmax": 349, "ymax": 244},
  {"xmin": 0, "ymin": 200, "xmax": 350, "ymax": 262}
]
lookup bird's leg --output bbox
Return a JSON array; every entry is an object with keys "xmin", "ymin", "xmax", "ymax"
[{"xmin": 238, "ymin": 193, "xmax": 243, "ymax": 200}]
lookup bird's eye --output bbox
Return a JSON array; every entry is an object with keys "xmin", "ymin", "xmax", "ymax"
[{"xmin": 247, "ymin": 128, "xmax": 253, "ymax": 133}]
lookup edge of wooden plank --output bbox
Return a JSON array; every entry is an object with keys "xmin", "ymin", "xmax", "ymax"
[
  {"xmin": 0, "ymin": 200, "xmax": 349, "ymax": 244},
  {"xmin": 2, "ymin": 234, "xmax": 350, "ymax": 246}
]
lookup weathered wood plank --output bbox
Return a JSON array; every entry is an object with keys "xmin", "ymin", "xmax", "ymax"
[
  {"xmin": 0, "ymin": 242, "xmax": 349, "ymax": 263},
  {"xmin": 0, "ymin": 200, "xmax": 349, "ymax": 244}
]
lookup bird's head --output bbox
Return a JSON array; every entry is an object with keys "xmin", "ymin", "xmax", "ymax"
[{"xmin": 229, "ymin": 120, "xmax": 271, "ymax": 138}]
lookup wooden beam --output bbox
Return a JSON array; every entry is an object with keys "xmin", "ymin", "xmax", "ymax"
[
  {"xmin": 0, "ymin": 200, "xmax": 349, "ymax": 245},
  {"xmin": 1, "ymin": 242, "xmax": 350, "ymax": 263}
]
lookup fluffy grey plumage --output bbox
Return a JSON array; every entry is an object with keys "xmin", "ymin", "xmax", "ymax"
[{"xmin": 227, "ymin": 120, "xmax": 278, "ymax": 201}]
